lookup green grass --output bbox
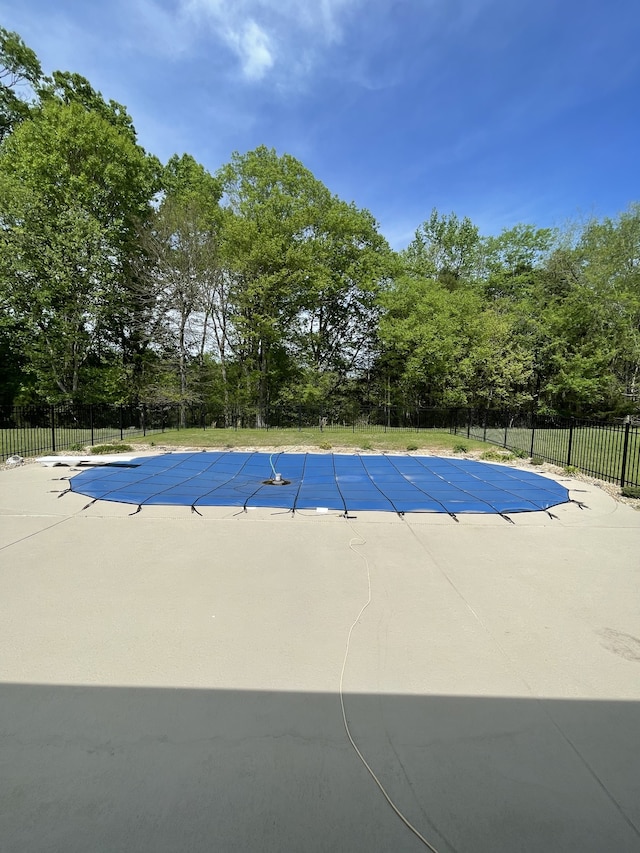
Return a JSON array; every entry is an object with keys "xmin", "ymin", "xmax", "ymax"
[{"xmin": 133, "ymin": 426, "xmax": 491, "ymax": 454}]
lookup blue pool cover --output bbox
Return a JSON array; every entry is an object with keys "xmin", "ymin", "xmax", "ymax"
[{"xmin": 69, "ymin": 452, "xmax": 569, "ymax": 517}]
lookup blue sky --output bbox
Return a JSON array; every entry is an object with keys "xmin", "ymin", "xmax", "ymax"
[{"xmin": 2, "ymin": 0, "xmax": 639, "ymax": 248}]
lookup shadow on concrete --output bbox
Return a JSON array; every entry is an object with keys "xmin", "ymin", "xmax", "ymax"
[{"xmin": 2, "ymin": 685, "xmax": 640, "ymax": 852}]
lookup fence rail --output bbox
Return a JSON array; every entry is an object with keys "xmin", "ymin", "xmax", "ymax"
[{"xmin": 1, "ymin": 403, "xmax": 638, "ymax": 489}]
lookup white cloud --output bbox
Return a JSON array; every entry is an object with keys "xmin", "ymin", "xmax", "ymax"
[
  {"xmin": 138, "ymin": 0, "xmax": 364, "ymax": 81},
  {"xmin": 225, "ymin": 19, "xmax": 274, "ymax": 80}
]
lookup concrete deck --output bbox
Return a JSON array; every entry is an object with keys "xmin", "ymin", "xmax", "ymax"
[{"xmin": 1, "ymin": 458, "xmax": 639, "ymax": 852}]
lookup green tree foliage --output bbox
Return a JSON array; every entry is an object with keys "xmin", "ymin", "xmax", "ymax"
[
  {"xmin": 0, "ymin": 26, "xmax": 42, "ymax": 140},
  {"xmin": 287, "ymin": 197, "xmax": 394, "ymax": 405},
  {"xmin": 538, "ymin": 207, "xmax": 640, "ymax": 414},
  {"xmin": 379, "ymin": 276, "xmax": 532, "ymax": 408},
  {"xmin": 38, "ymin": 70, "xmax": 137, "ymax": 142},
  {"xmin": 402, "ymin": 209, "xmax": 482, "ymax": 289},
  {"xmin": 0, "ymin": 99, "xmax": 158, "ymax": 401},
  {"xmin": 143, "ymin": 154, "xmax": 223, "ymax": 420},
  {"xmin": 483, "ymin": 224, "xmax": 554, "ymax": 302},
  {"xmin": 217, "ymin": 146, "xmax": 391, "ymax": 422}
]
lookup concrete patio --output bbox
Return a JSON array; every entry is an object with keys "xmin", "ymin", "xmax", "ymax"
[{"xmin": 1, "ymin": 458, "xmax": 639, "ymax": 852}]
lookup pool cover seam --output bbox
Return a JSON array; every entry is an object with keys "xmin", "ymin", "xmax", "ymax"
[
  {"xmin": 330, "ymin": 454, "xmax": 351, "ymax": 516},
  {"xmin": 355, "ymin": 454, "xmax": 404, "ymax": 516},
  {"xmin": 381, "ymin": 455, "xmax": 460, "ymax": 519},
  {"xmin": 411, "ymin": 456, "xmax": 520, "ymax": 516},
  {"xmin": 290, "ymin": 453, "xmax": 309, "ymax": 514}
]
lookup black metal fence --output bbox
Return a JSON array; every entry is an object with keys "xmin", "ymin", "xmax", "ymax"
[
  {"xmin": 1, "ymin": 402, "xmax": 639, "ymax": 489},
  {"xmin": 451, "ymin": 409, "xmax": 639, "ymax": 488},
  {"xmin": 0, "ymin": 403, "xmax": 163, "ymax": 462}
]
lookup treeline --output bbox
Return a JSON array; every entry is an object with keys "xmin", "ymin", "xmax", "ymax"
[{"xmin": 1, "ymin": 27, "xmax": 639, "ymax": 422}]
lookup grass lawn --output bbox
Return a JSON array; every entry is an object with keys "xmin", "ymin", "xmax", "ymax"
[{"xmin": 134, "ymin": 426, "xmax": 491, "ymax": 454}]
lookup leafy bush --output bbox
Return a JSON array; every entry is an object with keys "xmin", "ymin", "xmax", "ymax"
[
  {"xmin": 621, "ymin": 485, "xmax": 640, "ymax": 499},
  {"xmin": 531, "ymin": 456, "xmax": 544, "ymax": 466},
  {"xmin": 319, "ymin": 442, "xmax": 332, "ymax": 450},
  {"xmin": 406, "ymin": 443, "xmax": 418, "ymax": 451},
  {"xmin": 481, "ymin": 449, "xmax": 514, "ymax": 462},
  {"xmin": 91, "ymin": 443, "xmax": 134, "ymax": 454},
  {"xmin": 563, "ymin": 465, "xmax": 579, "ymax": 475},
  {"xmin": 452, "ymin": 442, "xmax": 468, "ymax": 453}
]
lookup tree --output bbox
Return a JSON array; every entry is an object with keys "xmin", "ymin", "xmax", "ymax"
[
  {"xmin": 216, "ymin": 147, "xmax": 393, "ymax": 421},
  {"xmin": 37, "ymin": 70, "xmax": 137, "ymax": 143},
  {"xmin": 379, "ymin": 275, "xmax": 532, "ymax": 409},
  {"xmin": 286, "ymin": 197, "xmax": 394, "ymax": 405},
  {"xmin": 143, "ymin": 154, "xmax": 223, "ymax": 423},
  {"xmin": 0, "ymin": 99, "xmax": 158, "ymax": 401},
  {"xmin": 538, "ymin": 207, "xmax": 640, "ymax": 414},
  {"xmin": 402, "ymin": 209, "xmax": 482, "ymax": 289},
  {"xmin": 0, "ymin": 27, "xmax": 42, "ymax": 140},
  {"xmin": 482, "ymin": 224, "xmax": 554, "ymax": 301}
]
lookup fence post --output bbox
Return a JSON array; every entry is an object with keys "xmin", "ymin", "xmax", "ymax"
[
  {"xmin": 529, "ymin": 412, "xmax": 536, "ymax": 458},
  {"xmin": 567, "ymin": 418, "xmax": 574, "ymax": 467},
  {"xmin": 90, "ymin": 405, "xmax": 95, "ymax": 447},
  {"xmin": 503, "ymin": 411, "xmax": 509, "ymax": 448},
  {"xmin": 120, "ymin": 405, "xmax": 124, "ymax": 441},
  {"xmin": 482, "ymin": 410, "xmax": 487, "ymax": 443},
  {"xmin": 466, "ymin": 409, "xmax": 471, "ymax": 439},
  {"xmin": 620, "ymin": 420, "xmax": 631, "ymax": 489},
  {"xmin": 50, "ymin": 405, "xmax": 56, "ymax": 453},
  {"xmin": 142, "ymin": 405, "xmax": 146, "ymax": 437}
]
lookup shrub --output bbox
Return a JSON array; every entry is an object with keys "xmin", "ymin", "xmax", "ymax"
[
  {"xmin": 319, "ymin": 442, "xmax": 332, "ymax": 450},
  {"xmin": 481, "ymin": 449, "xmax": 514, "ymax": 462},
  {"xmin": 621, "ymin": 485, "xmax": 640, "ymax": 499},
  {"xmin": 563, "ymin": 465, "xmax": 579, "ymax": 475},
  {"xmin": 91, "ymin": 443, "xmax": 134, "ymax": 454},
  {"xmin": 406, "ymin": 443, "xmax": 418, "ymax": 451},
  {"xmin": 531, "ymin": 456, "xmax": 544, "ymax": 466},
  {"xmin": 452, "ymin": 442, "xmax": 468, "ymax": 454}
]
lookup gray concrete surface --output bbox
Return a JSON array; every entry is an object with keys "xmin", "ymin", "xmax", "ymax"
[{"xmin": 1, "ymin": 459, "xmax": 639, "ymax": 852}]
